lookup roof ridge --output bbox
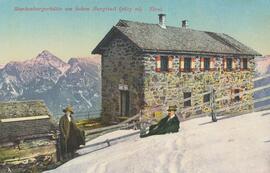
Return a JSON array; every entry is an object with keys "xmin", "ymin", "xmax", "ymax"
[{"xmin": 117, "ymin": 19, "xmax": 222, "ymax": 34}]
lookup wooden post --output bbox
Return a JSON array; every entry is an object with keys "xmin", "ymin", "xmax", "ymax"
[{"xmin": 210, "ymin": 87, "xmax": 217, "ymax": 122}]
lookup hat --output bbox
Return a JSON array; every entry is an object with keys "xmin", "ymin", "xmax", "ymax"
[
  {"xmin": 63, "ymin": 105, "xmax": 74, "ymax": 114},
  {"xmin": 167, "ymin": 105, "xmax": 177, "ymax": 112}
]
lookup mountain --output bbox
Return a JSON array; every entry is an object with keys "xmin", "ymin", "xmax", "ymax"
[
  {"xmin": 0, "ymin": 51, "xmax": 101, "ymax": 119},
  {"xmin": 254, "ymin": 55, "xmax": 270, "ymax": 108}
]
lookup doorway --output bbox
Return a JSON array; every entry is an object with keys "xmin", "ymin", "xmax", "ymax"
[{"xmin": 120, "ymin": 90, "xmax": 130, "ymax": 116}]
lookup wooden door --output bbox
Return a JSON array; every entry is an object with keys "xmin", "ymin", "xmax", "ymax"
[{"xmin": 120, "ymin": 91, "xmax": 130, "ymax": 116}]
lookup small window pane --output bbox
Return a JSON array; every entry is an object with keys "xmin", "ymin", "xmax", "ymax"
[
  {"xmin": 234, "ymin": 89, "xmax": 240, "ymax": 102},
  {"xmin": 227, "ymin": 58, "xmax": 233, "ymax": 71},
  {"xmin": 161, "ymin": 56, "xmax": 168, "ymax": 72},
  {"xmin": 184, "ymin": 58, "xmax": 191, "ymax": 72},
  {"xmin": 243, "ymin": 59, "xmax": 248, "ymax": 69},
  {"xmin": 184, "ymin": 92, "xmax": 191, "ymax": 107},
  {"xmin": 204, "ymin": 58, "xmax": 210, "ymax": 70},
  {"xmin": 204, "ymin": 93, "xmax": 211, "ymax": 103}
]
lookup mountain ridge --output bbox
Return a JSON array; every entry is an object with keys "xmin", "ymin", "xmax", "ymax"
[{"xmin": 0, "ymin": 50, "xmax": 101, "ymax": 119}]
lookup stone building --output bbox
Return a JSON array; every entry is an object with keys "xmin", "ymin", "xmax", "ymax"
[
  {"xmin": 0, "ymin": 100, "xmax": 57, "ymax": 172},
  {"xmin": 92, "ymin": 14, "xmax": 261, "ymax": 123}
]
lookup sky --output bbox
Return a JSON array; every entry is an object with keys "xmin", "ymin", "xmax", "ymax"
[{"xmin": 0, "ymin": 0, "xmax": 269, "ymax": 64}]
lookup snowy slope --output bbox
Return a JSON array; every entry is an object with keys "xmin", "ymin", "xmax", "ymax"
[
  {"xmin": 255, "ymin": 55, "xmax": 270, "ymax": 108},
  {"xmin": 45, "ymin": 111, "xmax": 270, "ymax": 173}
]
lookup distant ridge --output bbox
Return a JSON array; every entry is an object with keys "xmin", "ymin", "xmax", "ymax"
[{"xmin": 0, "ymin": 50, "xmax": 101, "ymax": 119}]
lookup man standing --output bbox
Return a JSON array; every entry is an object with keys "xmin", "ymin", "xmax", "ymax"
[
  {"xmin": 59, "ymin": 105, "xmax": 85, "ymax": 160},
  {"xmin": 140, "ymin": 105, "xmax": 180, "ymax": 138}
]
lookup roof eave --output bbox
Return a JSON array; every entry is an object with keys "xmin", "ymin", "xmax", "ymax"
[{"xmin": 141, "ymin": 49, "xmax": 261, "ymax": 57}]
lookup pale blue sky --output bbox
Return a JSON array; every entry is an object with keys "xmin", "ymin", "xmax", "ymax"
[{"xmin": 0, "ymin": 0, "xmax": 269, "ymax": 64}]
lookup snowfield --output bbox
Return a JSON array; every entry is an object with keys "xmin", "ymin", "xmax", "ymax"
[{"xmin": 45, "ymin": 111, "xmax": 270, "ymax": 173}]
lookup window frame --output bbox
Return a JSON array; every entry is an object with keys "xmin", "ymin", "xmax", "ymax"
[
  {"xmin": 160, "ymin": 56, "xmax": 169, "ymax": 72},
  {"xmin": 184, "ymin": 58, "xmax": 192, "ymax": 72},
  {"xmin": 204, "ymin": 58, "xmax": 210, "ymax": 71},
  {"xmin": 184, "ymin": 92, "xmax": 192, "ymax": 107},
  {"xmin": 243, "ymin": 58, "xmax": 248, "ymax": 70},
  {"xmin": 226, "ymin": 58, "xmax": 233, "ymax": 71},
  {"xmin": 203, "ymin": 93, "xmax": 211, "ymax": 103},
  {"xmin": 234, "ymin": 89, "xmax": 241, "ymax": 102}
]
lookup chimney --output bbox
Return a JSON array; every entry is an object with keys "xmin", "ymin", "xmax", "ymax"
[
  {"xmin": 158, "ymin": 14, "xmax": 166, "ymax": 29},
  {"xmin": 182, "ymin": 20, "xmax": 188, "ymax": 28}
]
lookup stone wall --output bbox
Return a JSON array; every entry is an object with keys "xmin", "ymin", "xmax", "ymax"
[
  {"xmin": 143, "ymin": 54, "xmax": 255, "ymax": 120},
  {"xmin": 101, "ymin": 35, "xmax": 144, "ymax": 124}
]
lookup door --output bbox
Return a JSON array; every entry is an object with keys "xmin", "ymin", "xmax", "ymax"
[{"xmin": 120, "ymin": 90, "xmax": 130, "ymax": 116}]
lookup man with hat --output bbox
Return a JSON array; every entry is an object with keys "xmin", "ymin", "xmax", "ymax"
[
  {"xmin": 140, "ymin": 105, "xmax": 180, "ymax": 138},
  {"xmin": 59, "ymin": 105, "xmax": 85, "ymax": 160}
]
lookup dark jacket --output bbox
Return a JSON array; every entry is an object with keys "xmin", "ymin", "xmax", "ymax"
[
  {"xmin": 141, "ymin": 115, "xmax": 180, "ymax": 137},
  {"xmin": 59, "ymin": 115, "xmax": 85, "ymax": 156}
]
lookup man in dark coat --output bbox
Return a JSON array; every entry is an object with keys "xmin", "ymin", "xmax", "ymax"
[
  {"xmin": 140, "ymin": 105, "xmax": 180, "ymax": 138},
  {"xmin": 59, "ymin": 106, "xmax": 85, "ymax": 160}
]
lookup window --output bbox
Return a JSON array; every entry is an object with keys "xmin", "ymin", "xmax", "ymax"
[
  {"xmin": 184, "ymin": 92, "xmax": 191, "ymax": 107},
  {"xmin": 227, "ymin": 58, "xmax": 233, "ymax": 71},
  {"xmin": 184, "ymin": 58, "xmax": 191, "ymax": 72},
  {"xmin": 234, "ymin": 89, "xmax": 241, "ymax": 102},
  {"xmin": 203, "ymin": 93, "xmax": 211, "ymax": 103},
  {"xmin": 243, "ymin": 58, "xmax": 248, "ymax": 70},
  {"xmin": 204, "ymin": 58, "xmax": 210, "ymax": 70},
  {"xmin": 160, "ymin": 56, "xmax": 168, "ymax": 72}
]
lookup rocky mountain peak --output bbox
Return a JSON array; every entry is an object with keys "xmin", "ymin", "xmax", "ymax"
[{"xmin": 35, "ymin": 50, "xmax": 65, "ymax": 63}]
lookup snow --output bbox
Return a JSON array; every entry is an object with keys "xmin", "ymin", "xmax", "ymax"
[
  {"xmin": 0, "ymin": 64, "xmax": 4, "ymax": 69},
  {"xmin": 78, "ymin": 90, "xmax": 92, "ymax": 107},
  {"xmin": 256, "ymin": 56, "xmax": 270, "ymax": 74},
  {"xmin": 46, "ymin": 110, "xmax": 270, "ymax": 173}
]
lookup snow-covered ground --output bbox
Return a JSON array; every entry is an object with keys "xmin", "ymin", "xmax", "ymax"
[{"xmin": 45, "ymin": 111, "xmax": 270, "ymax": 173}]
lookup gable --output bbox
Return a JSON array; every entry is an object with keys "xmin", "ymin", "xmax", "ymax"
[{"xmin": 92, "ymin": 26, "xmax": 141, "ymax": 54}]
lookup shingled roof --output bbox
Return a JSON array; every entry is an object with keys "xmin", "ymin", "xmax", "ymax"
[
  {"xmin": 0, "ymin": 100, "xmax": 56, "ymax": 144},
  {"xmin": 92, "ymin": 20, "xmax": 261, "ymax": 56}
]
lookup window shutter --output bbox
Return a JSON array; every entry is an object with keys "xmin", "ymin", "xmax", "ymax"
[
  {"xmin": 179, "ymin": 56, "xmax": 184, "ymax": 72},
  {"xmin": 232, "ymin": 57, "xmax": 237, "ymax": 71},
  {"xmin": 210, "ymin": 57, "xmax": 215, "ymax": 71},
  {"xmin": 240, "ymin": 58, "xmax": 243, "ymax": 71},
  {"xmin": 155, "ymin": 55, "xmax": 161, "ymax": 72},
  {"xmin": 246, "ymin": 58, "xmax": 250, "ymax": 70},
  {"xmin": 191, "ymin": 57, "xmax": 196, "ymax": 72},
  {"xmin": 223, "ymin": 57, "xmax": 227, "ymax": 71},
  {"xmin": 168, "ymin": 56, "xmax": 173, "ymax": 72},
  {"xmin": 200, "ymin": 57, "xmax": 204, "ymax": 71}
]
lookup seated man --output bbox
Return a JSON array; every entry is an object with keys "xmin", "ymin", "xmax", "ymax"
[{"xmin": 140, "ymin": 105, "xmax": 180, "ymax": 138}]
